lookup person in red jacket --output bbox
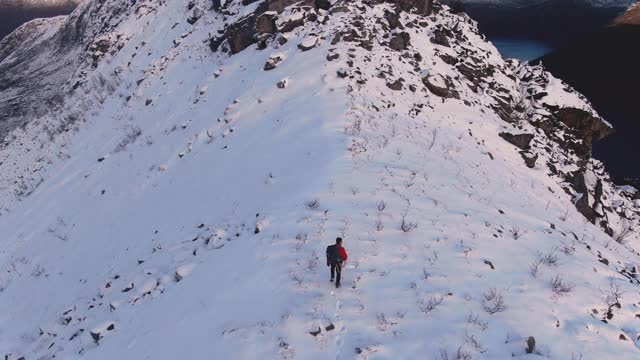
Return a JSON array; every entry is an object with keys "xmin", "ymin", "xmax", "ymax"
[{"xmin": 326, "ymin": 237, "xmax": 348, "ymax": 288}]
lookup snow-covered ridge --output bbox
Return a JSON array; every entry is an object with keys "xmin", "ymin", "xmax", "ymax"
[{"xmin": 0, "ymin": 0, "xmax": 639, "ymax": 359}]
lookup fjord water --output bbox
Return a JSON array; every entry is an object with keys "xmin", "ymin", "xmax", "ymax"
[{"xmin": 490, "ymin": 38, "xmax": 553, "ymax": 61}]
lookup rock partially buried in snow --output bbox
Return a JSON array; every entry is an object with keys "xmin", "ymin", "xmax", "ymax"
[
  {"xmin": 175, "ymin": 263, "xmax": 196, "ymax": 282},
  {"xmin": 422, "ymin": 73, "xmax": 457, "ymax": 99},
  {"xmin": 264, "ymin": 55, "xmax": 284, "ymax": 71},
  {"xmin": 277, "ymin": 78, "xmax": 289, "ymax": 88},
  {"xmin": 90, "ymin": 322, "xmax": 115, "ymax": 343},
  {"xmin": 521, "ymin": 152, "xmax": 538, "ymax": 168},
  {"xmin": 298, "ymin": 36, "xmax": 319, "ymax": 51}
]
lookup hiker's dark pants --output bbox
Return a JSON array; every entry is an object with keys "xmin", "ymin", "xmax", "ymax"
[{"xmin": 331, "ymin": 262, "xmax": 342, "ymax": 285}]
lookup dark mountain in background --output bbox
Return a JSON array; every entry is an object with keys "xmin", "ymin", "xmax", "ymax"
[
  {"xmin": 0, "ymin": 0, "xmax": 79, "ymax": 41},
  {"xmin": 536, "ymin": 3, "xmax": 640, "ymax": 180},
  {"xmin": 445, "ymin": 0, "xmax": 631, "ymax": 45}
]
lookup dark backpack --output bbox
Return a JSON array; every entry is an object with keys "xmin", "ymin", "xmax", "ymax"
[{"xmin": 326, "ymin": 244, "xmax": 340, "ymax": 264}]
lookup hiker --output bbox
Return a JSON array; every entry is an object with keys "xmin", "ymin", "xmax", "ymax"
[{"xmin": 326, "ymin": 237, "xmax": 348, "ymax": 288}]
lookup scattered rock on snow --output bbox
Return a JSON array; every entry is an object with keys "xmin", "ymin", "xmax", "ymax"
[
  {"xmin": 298, "ymin": 37, "xmax": 319, "ymax": 51},
  {"xmin": 277, "ymin": 78, "xmax": 289, "ymax": 88},
  {"xmin": 499, "ymin": 132, "xmax": 534, "ymax": 150},
  {"xmin": 422, "ymin": 73, "xmax": 457, "ymax": 99},
  {"xmin": 386, "ymin": 79, "xmax": 403, "ymax": 91},
  {"xmin": 521, "ymin": 152, "xmax": 538, "ymax": 168},
  {"xmin": 389, "ymin": 32, "xmax": 410, "ymax": 51},
  {"xmin": 309, "ymin": 327, "xmax": 321, "ymax": 336},
  {"xmin": 264, "ymin": 55, "xmax": 284, "ymax": 71},
  {"xmin": 326, "ymin": 52, "xmax": 340, "ymax": 61}
]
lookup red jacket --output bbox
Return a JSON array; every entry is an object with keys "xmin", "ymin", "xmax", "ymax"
[{"xmin": 338, "ymin": 246, "xmax": 348, "ymax": 262}]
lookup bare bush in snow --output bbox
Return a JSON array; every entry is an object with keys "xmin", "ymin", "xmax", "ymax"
[
  {"xmin": 528, "ymin": 257, "xmax": 543, "ymax": 278},
  {"xmin": 418, "ymin": 295, "xmax": 444, "ymax": 314},
  {"xmin": 375, "ymin": 219, "xmax": 384, "ymax": 232},
  {"xmin": 466, "ymin": 312, "xmax": 488, "ymax": 331},
  {"xmin": 559, "ymin": 241, "xmax": 576, "ymax": 256},
  {"xmin": 550, "ymin": 275, "xmax": 574, "ymax": 296},
  {"xmin": 399, "ymin": 205, "xmax": 417, "ymax": 233},
  {"xmin": 114, "ymin": 126, "xmax": 142, "ymax": 153},
  {"xmin": 509, "ymin": 225, "xmax": 524, "ymax": 240},
  {"xmin": 439, "ymin": 346, "xmax": 472, "ymax": 360},
  {"xmin": 422, "ymin": 267, "xmax": 431, "ymax": 280},
  {"xmin": 603, "ymin": 280, "xmax": 623, "ymax": 307},
  {"xmin": 305, "ymin": 199, "xmax": 320, "ymax": 210},
  {"xmin": 482, "ymin": 288, "xmax": 508, "ymax": 315},
  {"xmin": 465, "ymin": 331, "xmax": 487, "ymax": 353},
  {"xmin": 376, "ymin": 200, "xmax": 387, "ymax": 212},
  {"xmin": 538, "ymin": 247, "xmax": 558, "ymax": 266}
]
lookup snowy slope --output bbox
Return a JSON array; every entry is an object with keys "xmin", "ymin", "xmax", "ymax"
[{"xmin": 0, "ymin": 1, "xmax": 639, "ymax": 360}]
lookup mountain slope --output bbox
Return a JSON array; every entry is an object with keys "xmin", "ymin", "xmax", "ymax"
[{"xmin": 0, "ymin": 1, "xmax": 639, "ymax": 359}]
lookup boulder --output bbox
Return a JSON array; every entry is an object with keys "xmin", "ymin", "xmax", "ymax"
[
  {"xmin": 430, "ymin": 27, "xmax": 451, "ymax": 47},
  {"xmin": 326, "ymin": 52, "xmax": 340, "ymax": 61},
  {"xmin": 423, "ymin": 73, "xmax": 457, "ymax": 99},
  {"xmin": 384, "ymin": 10, "xmax": 403, "ymax": 30},
  {"xmin": 386, "ymin": 79, "xmax": 403, "ymax": 90},
  {"xmin": 389, "ymin": 32, "xmax": 410, "ymax": 51},
  {"xmin": 187, "ymin": 8, "xmax": 202, "ymax": 24},
  {"xmin": 226, "ymin": 15, "xmax": 259, "ymax": 54},
  {"xmin": 264, "ymin": 55, "xmax": 284, "ymax": 70},
  {"xmin": 521, "ymin": 152, "xmax": 538, "ymax": 168},
  {"xmin": 499, "ymin": 132, "xmax": 534, "ymax": 150},
  {"xmin": 256, "ymin": 12, "xmax": 278, "ymax": 34},
  {"xmin": 298, "ymin": 37, "xmax": 319, "ymax": 51}
]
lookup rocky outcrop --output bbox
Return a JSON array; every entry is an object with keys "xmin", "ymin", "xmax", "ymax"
[
  {"xmin": 423, "ymin": 73, "xmax": 458, "ymax": 99},
  {"xmin": 555, "ymin": 107, "xmax": 612, "ymax": 158},
  {"xmin": 499, "ymin": 132, "xmax": 534, "ymax": 150}
]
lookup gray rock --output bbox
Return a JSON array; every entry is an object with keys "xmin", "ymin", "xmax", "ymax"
[
  {"xmin": 264, "ymin": 56, "xmax": 283, "ymax": 71},
  {"xmin": 389, "ymin": 32, "xmax": 410, "ymax": 51},
  {"xmin": 256, "ymin": 12, "xmax": 277, "ymax": 34},
  {"xmin": 521, "ymin": 152, "xmax": 538, "ymax": 168},
  {"xmin": 386, "ymin": 79, "xmax": 403, "ymax": 90},
  {"xmin": 498, "ymin": 132, "xmax": 534, "ymax": 150}
]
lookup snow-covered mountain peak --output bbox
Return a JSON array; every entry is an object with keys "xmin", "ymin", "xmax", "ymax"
[{"xmin": 0, "ymin": 1, "xmax": 639, "ymax": 359}]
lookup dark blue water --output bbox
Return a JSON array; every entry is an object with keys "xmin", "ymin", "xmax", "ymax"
[{"xmin": 490, "ymin": 38, "xmax": 554, "ymax": 62}]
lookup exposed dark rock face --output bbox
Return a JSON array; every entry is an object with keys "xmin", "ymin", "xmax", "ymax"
[
  {"xmin": 536, "ymin": 24, "xmax": 640, "ymax": 179},
  {"xmin": 256, "ymin": 13, "xmax": 278, "ymax": 34},
  {"xmin": 555, "ymin": 107, "xmax": 612, "ymax": 158},
  {"xmin": 499, "ymin": 133, "xmax": 534, "ymax": 150}
]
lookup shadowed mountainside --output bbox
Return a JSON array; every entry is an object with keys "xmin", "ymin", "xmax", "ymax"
[{"xmin": 536, "ymin": 15, "xmax": 640, "ymax": 179}]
